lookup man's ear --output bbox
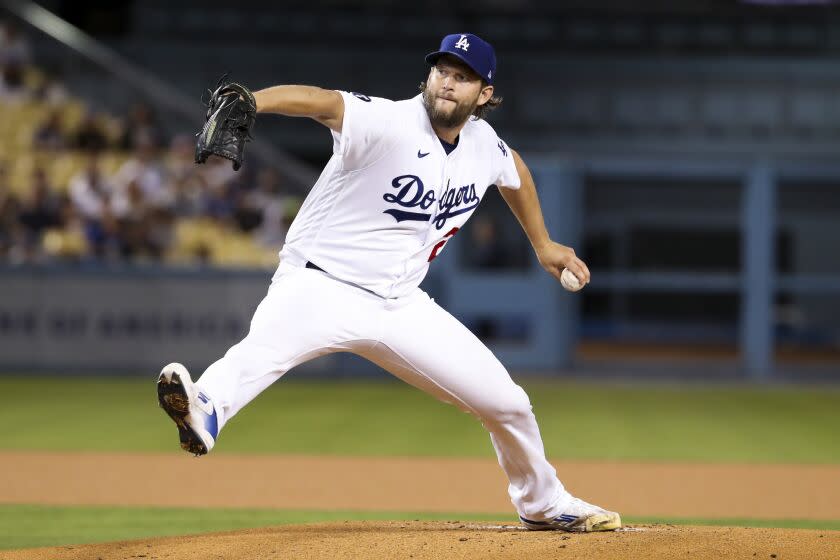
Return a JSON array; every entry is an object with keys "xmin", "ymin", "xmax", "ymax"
[{"xmin": 478, "ymin": 85, "xmax": 494, "ymax": 106}]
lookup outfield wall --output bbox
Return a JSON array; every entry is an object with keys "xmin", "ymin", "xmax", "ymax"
[
  {"xmin": 0, "ymin": 266, "xmax": 288, "ymax": 373},
  {"xmin": 0, "ymin": 263, "xmax": 567, "ymax": 376}
]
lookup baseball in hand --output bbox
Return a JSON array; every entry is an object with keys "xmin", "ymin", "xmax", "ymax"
[{"xmin": 560, "ymin": 268, "xmax": 584, "ymax": 292}]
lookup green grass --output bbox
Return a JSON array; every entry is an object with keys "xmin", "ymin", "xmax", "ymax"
[
  {"xmin": 0, "ymin": 377, "xmax": 839, "ymax": 462},
  {"xmin": 1, "ymin": 505, "xmax": 837, "ymax": 551},
  {"xmin": 0, "ymin": 504, "xmax": 510, "ymax": 550}
]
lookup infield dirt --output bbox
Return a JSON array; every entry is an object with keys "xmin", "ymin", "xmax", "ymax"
[
  {"xmin": 2, "ymin": 451, "xmax": 840, "ymax": 559},
  {"xmin": 3, "ymin": 522, "xmax": 839, "ymax": 560}
]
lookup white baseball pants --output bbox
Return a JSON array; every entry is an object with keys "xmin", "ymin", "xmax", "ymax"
[{"xmin": 196, "ymin": 260, "xmax": 572, "ymax": 521}]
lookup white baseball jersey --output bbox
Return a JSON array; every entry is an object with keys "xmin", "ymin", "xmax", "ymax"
[{"xmin": 279, "ymin": 91, "xmax": 521, "ymax": 299}]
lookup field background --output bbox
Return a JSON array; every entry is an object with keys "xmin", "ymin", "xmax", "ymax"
[
  {"xmin": 1, "ymin": 376, "xmax": 838, "ymax": 551},
  {"xmin": 4, "ymin": 1, "xmax": 840, "ymax": 557}
]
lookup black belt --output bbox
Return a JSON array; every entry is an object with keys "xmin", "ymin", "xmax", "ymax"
[{"xmin": 304, "ymin": 261, "xmax": 379, "ymax": 297}]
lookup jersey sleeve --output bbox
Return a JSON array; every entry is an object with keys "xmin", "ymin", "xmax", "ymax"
[
  {"xmin": 493, "ymin": 138, "xmax": 521, "ymax": 190},
  {"xmin": 331, "ymin": 91, "xmax": 398, "ymax": 170}
]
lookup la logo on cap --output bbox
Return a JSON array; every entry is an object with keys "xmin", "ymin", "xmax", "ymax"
[{"xmin": 455, "ymin": 34, "xmax": 470, "ymax": 51}]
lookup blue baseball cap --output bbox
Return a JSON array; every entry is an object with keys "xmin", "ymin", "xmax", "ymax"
[{"xmin": 425, "ymin": 33, "xmax": 497, "ymax": 84}]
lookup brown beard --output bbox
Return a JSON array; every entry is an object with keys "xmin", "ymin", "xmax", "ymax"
[{"xmin": 422, "ymin": 87, "xmax": 479, "ymax": 129}]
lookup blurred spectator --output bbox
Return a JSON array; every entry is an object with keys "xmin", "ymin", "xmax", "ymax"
[
  {"xmin": 33, "ymin": 74, "xmax": 69, "ymax": 106},
  {"xmin": 117, "ymin": 180, "xmax": 150, "ymax": 222},
  {"xmin": 71, "ymin": 111, "xmax": 109, "ymax": 152},
  {"xmin": 463, "ymin": 217, "xmax": 511, "ymax": 269},
  {"xmin": 111, "ymin": 134, "xmax": 173, "ymax": 211},
  {"xmin": 140, "ymin": 206, "xmax": 175, "ymax": 259},
  {"xmin": 252, "ymin": 167, "xmax": 285, "ymax": 201},
  {"xmin": 232, "ymin": 189, "xmax": 262, "ymax": 232},
  {"xmin": 83, "ymin": 205, "xmax": 121, "ymax": 260},
  {"xmin": 0, "ymin": 25, "xmax": 283, "ymax": 267},
  {"xmin": 256, "ymin": 195, "xmax": 299, "ymax": 248},
  {"xmin": 203, "ymin": 177, "xmax": 237, "ymax": 221},
  {"xmin": 33, "ymin": 109, "xmax": 67, "ymax": 150},
  {"xmin": 41, "ymin": 198, "xmax": 87, "ymax": 262},
  {"xmin": 232, "ymin": 167, "xmax": 285, "ymax": 233},
  {"xmin": 17, "ymin": 168, "xmax": 61, "ymax": 240},
  {"xmin": 250, "ymin": 168, "xmax": 291, "ymax": 245},
  {"xmin": 0, "ymin": 59, "xmax": 27, "ymax": 101},
  {"xmin": 167, "ymin": 134, "xmax": 208, "ymax": 215},
  {"xmin": 113, "ymin": 181, "xmax": 174, "ymax": 260},
  {"xmin": 115, "ymin": 103, "xmax": 166, "ymax": 150},
  {"xmin": 0, "ymin": 22, "xmax": 30, "ymax": 102},
  {"xmin": 0, "ymin": 162, "xmax": 21, "ymax": 258},
  {"xmin": 68, "ymin": 155, "xmax": 112, "ymax": 221},
  {"xmin": 0, "ymin": 161, "xmax": 9, "ymax": 195},
  {"xmin": 167, "ymin": 134, "xmax": 198, "ymax": 181},
  {"xmin": 201, "ymin": 153, "xmax": 238, "ymax": 190},
  {"xmin": 0, "ymin": 21, "xmax": 32, "ymax": 65},
  {"xmin": 1, "ymin": 169, "xmax": 59, "ymax": 264},
  {"xmin": 200, "ymin": 156, "xmax": 240, "ymax": 221}
]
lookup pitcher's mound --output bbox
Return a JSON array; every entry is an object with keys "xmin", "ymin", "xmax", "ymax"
[{"xmin": 4, "ymin": 521, "xmax": 839, "ymax": 560}]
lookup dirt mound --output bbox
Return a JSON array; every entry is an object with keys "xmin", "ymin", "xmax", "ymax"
[
  {"xmin": 3, "ymin": 521, "xmax": 838, "ymax": 560},
  {"xmin": 4, "ymin": 452, "xmax": 840, "ymax": 521}
]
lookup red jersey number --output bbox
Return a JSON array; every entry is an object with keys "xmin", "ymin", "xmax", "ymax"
[{"xmin": 428, "ymin": 227, "xmax": 460, "ymax": 262}]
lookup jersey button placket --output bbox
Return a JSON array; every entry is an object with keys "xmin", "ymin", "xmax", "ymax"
[{"xmin": 433, "ymin": 149, "xmax": 456, "ymax": 236}]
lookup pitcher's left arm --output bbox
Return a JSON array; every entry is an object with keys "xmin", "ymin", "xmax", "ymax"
[{"xmin": 499, "ymin": 149, "xmax": 591, "ymax": 286}]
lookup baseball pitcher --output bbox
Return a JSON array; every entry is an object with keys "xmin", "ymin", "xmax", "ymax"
[{"xmin": 158, "ymin": 33, "xmax": 621, "ymax": 532}]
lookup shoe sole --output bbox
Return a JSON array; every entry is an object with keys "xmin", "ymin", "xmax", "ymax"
[
  {"xmin": 521, "ymin": 512, "xmax": 622, "ymax": 532},
  {"xmin": 584, "ymin": 512, "xmax": 622, "ymax": 532},
  {"xmin": 157, "ymin": 371, "xmax": 208, "ymax": 456}
]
